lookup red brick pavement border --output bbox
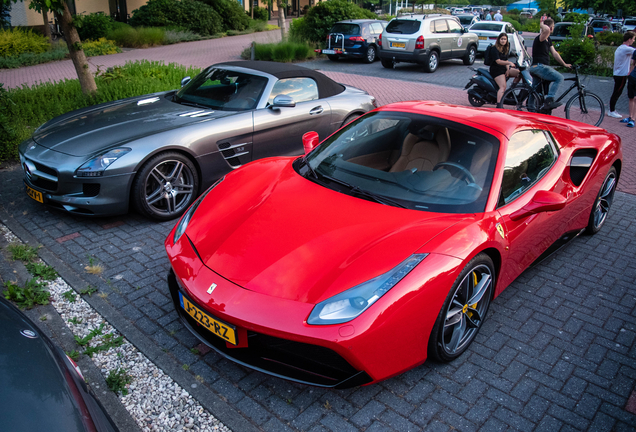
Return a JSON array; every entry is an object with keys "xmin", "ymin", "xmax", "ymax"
[
  {"xmin": 56, "ymin": 232, "xmax": 81, "ymax": 243},
  {"xmin": 323, "ymin": 71, "xmax": 636, "ymax": 196}
]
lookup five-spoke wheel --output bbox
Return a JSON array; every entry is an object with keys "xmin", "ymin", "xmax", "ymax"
[
  {"xmin": 586, "ymin": 166, "xmax": 617, "ymax": 234},
  {"xmin": 132, "ymin": 152, "xmax": 199, "ymax": 221},
  {"xmin": 429, "ymin": 253, "xmax": 495, "ymax": 362}
]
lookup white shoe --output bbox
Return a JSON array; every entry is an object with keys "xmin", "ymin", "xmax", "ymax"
[{"xmin": 607, "ymin": 111, "xmax": 622, "ymax": 118}]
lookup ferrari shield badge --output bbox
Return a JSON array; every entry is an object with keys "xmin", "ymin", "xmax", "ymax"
[
  {"xmin": 207, "ymin": 283, "xmax": 217, "ymax": 295},
  {"xmin": 496, "ymin": 223, "xmax": 505, "ymax": 239}
]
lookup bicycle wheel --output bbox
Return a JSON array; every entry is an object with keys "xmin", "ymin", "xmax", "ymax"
[
  {"xmin": 497, "ymin": 85, "xmax": 541, "ymax": 112},
  {"xmin": 565, "ymin": 92, "xmax": 605, "ymax": 127}
]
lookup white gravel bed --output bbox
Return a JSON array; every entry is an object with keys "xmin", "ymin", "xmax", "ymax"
[{"xmin": 1, "ymin": 224, "xmax": 231, "ymax": 432}]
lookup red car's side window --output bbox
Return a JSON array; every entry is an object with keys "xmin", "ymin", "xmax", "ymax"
[{"xmin": 498, "ymin": 130, "xmax": 558, "ymax": 207}]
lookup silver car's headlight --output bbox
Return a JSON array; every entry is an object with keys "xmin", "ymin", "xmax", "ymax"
[
  {"xmin": 76, "ymin": 148, "xmax": 131, "ymax": 177},
  {"xmin": 173, "ymin": 177, "xmax": 224, "ymax": 244},
  {"xmin": 307, "ymin": 254, "xmax": 428, "ymax": 325}
]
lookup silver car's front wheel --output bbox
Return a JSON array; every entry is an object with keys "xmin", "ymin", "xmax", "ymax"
[{"xmin": 132, "ymin": 152, "xmax": 199, "ymax": 221}]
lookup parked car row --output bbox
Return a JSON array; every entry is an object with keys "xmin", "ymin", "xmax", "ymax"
[{"xmin": 14, "ymin": 47, "xmax": 623, "ymax": 394}]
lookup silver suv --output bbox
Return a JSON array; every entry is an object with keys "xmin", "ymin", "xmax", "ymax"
[{"xmin": 378, "ymin": 14, "xmax": 479, "ymax": 73}]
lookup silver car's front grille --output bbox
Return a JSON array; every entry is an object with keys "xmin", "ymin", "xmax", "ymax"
[{"xmin": 23, "ymin": 159, "xmax": 58, "ymax": 191}]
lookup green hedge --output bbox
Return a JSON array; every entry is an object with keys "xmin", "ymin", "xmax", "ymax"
[
  {"xmin": 130, "ymin": 0, "xmax": 222, "ymax": 36},
  {"xmin": 73, "ymin": 13, "xmax": 114, "ymax": 41},
  {"xmin": 0, "ymin": 61, "xmax": 201, "ymax": 162},
  {"xmin": 0, "ymin": 27, "xmax": 50, "ymax": 57},
  {"xmin": 200, "ymin": 0, "xmax": 251, "ymax": 32}
]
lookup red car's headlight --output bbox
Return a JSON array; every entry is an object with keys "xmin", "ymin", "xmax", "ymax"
[{"xmin": 307, "ymin": 254, "xmax": 428, "ymax": 325}]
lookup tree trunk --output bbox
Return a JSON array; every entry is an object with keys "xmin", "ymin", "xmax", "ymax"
[
  {"xmin": 277, "ymin": 0, "xmax": 286, "ymax": 40},
  {"xmin": 42, "ymin": 8, "xmax": 52, "ymax": 42},
  {"xmin": 57, "ymin": 3, "xmax": 97, "ymax": 95},
  {"xmin": 250, "ymin": 0, "xmax": 253, "ymax": 19}
]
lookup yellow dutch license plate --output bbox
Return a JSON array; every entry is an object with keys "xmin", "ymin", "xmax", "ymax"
[
  {"xmin": 391, "ymin": 42, "xmax": 406, "ymax": 48},
  {"xmin": 26, "ymin": 185, "xmax": 43, "ymax": 203},
  {"xmin": 478, "ymin": 36, "xmax": 487, "ymax": 40},
  {"xmin": 180, "ymin": 293, "xmax": 237, "ymax": 345}
]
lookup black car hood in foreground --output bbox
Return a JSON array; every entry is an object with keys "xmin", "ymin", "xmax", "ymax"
[
  {"xmin": 33, "ymin": 93, "xmax": 235, "ymax": 157},
  {"xmin": 0, "ymin": 298, "xmax": 117, "ymax": 432}
]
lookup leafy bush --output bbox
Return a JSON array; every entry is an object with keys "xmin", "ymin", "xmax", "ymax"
[
  {"xmin": 130, "ymin": 0, "xmax": 222, "ymax": 36},
  {"xmin": 73, "ymin": 13, "xmax": 113, "ymax": 41},
  {"xmin": 502, "ymin": 16, "xmax": 522, "ymax": 31},
  {"xmin": 242, "ymin": 41, "xmax": 316, "ymax": 62},
  {"xmin": 200, "ymin": 0, "xmax": 251, "ymax": 32},
  {"xmin": 290, "ymin": 0, "xmax": 376, "ymax": 43},
  {"xmin": 0, "ymin": 42, "xmax": 67, "ymax": 68},
  {"xmin": 163, "ymin": 29, "xmax": 203, "ymax": 44},
  {"xmin": 82, "ymin": 38, "xmax": 122, "ymax": 56},
  {"xmin": 107, "ymin": 26, "xmax": 165, "ymax": 47},
  {"xmin": 252, "ymin": 6, "xmax": 269, "ymax": 21},
  {"xmin": 0, "ymin": 28, "xmax": 50, "ymax": 57},
  {"xmin": 1, "ymin": 61, "xmax": 201, "ymax": 163},
  {"xmin": 596, "ymin": 31, "xmax": 623, "ymax": 46}
]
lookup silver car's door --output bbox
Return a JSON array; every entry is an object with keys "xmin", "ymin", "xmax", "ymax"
[
  {"xmin": 252, "ymin": 77, "xmax": 332, "ymax": 159},
  {"xmin": 447, "ymin": 19, "xmax": 465, "ymax": 55},
  {"xmin": 433, "ymin": 19, "xmax": 452, "ymax": 59}
]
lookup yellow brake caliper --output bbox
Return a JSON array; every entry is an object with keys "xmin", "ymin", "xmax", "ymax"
[{"xmin": 466, "ymin": 272, "xmax": 479, "ymax": 318}]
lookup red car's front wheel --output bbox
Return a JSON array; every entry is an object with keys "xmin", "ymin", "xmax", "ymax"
[{"xmin": 428, "ymin": 253, "xmax": 495, "ymax": 362}]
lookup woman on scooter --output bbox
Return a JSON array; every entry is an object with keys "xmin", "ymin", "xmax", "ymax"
[{"xmin": 489, "ymin": 33, "xmax": 520, "ymax": 104}]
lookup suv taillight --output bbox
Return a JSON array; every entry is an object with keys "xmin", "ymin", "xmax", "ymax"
[
  {"xmin": 378, "ymin": 33, "xmax": 382, "ymax": 46},
  {"xmin": 349, "ymin": 36, "xmax": 365, "ymax": 42},
  {"xmin": 415, "ymin": 36, "xmax": 424, "ymax": 49},
  {"xmin": 326, "ymin": 35, "xmax": 330, "ymax": 41}
]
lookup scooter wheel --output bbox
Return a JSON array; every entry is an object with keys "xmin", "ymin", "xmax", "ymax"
[{"xmin": 468, "ymin": 94, "xmax": 485, "ymax": 107}]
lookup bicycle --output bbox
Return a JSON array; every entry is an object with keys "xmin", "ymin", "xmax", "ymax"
[{"xmin": 497, "ymin": 65, "xmax": 604, "ymax": 127}]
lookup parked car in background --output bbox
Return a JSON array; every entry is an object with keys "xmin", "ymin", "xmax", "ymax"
[
  {"xmin": 623, "ymin": 18, "xmax": 636, "ymax": 32},
  {"xmin": 378, "ymin": 14, "xmax": 478, "ymax": 73},
  {"xmin": 19, "ymin": 62, "xmax": 376, "ymax": 220},
  {"xmin": 165, "ymin": 101, "xmax": 621, "ymax": 388},
  {"xmin": 317, "ymin": 19, "xmax": 387, "ymax": 63},
  {"xmin": 452, "ymin": 8, "xmax": 466, "ymax": 15},
  {"xmin": 590, "ymin": 19, "xmax": 612, "ymax": 33},
  {"xmin": 456, "ymin": 14, "xmax": 480, "ymax": 28},
  {"xmin": 550, "ymin": 21, "xmax": 594, "ymax": 42},
  {"xmin": 519, "ymin": 11, "xmax": 533, "ymax": 20},
  {"xmin": 468, "ymin": 21, "xmax": 525, "ymax": 56},
  {"xmin": 0, "ymin": 296, "xmax": 118, "ymax": 432}
]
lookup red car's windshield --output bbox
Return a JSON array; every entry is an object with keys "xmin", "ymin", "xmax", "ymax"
[{"xmin": 304, "ymin": 111, "xmax": 500, "ymax": 213}]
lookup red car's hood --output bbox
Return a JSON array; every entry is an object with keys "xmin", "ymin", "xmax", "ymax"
[{"xmin": 186, "ymin": 158, "xmax": 467, "ymax": 304}]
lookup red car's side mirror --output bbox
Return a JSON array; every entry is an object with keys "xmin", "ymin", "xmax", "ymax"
[
  {"xmin": 510, "ymin": 190, "xmax": 567, "ymax": 221},
  {"xmin": 302, "ymin": 131, "xmax": 319, "ymax": 155}
]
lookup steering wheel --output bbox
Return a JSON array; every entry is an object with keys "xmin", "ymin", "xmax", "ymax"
[{"xmin": 433, "ymin": 161, "xmax": 477, "ymax": 184}]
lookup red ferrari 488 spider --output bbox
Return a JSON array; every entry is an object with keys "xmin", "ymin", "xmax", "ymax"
[{"xmin": 165, "ymin": 102, "xmax": 621, "ymax": 388}]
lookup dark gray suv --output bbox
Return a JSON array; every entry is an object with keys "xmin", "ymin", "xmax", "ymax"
[{"xmin": 378, "ymin": 14, "xmax": 479, "ymax": 73}]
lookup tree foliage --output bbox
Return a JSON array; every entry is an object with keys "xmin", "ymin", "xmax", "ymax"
[
  {"xmin": 289, "ymin": 0, "xmax": 376, "ymax": 43},
  {"xmin": 199, "ymin": 0, "xmax": 251, "ymax": 32},
  {"xmin": 562, "ymin": 0, "xmax": 636, "ymax": 17}
]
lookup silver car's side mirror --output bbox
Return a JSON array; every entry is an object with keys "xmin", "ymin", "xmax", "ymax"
[
  {"xmin": 180, "ymin": 76, "xmax": 191, "ymax": 88},
  {"xmin": 270, "ymin": 95, "xmax": 296, "ymax": 110}
]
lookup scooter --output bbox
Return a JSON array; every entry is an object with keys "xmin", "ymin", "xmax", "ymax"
[
  {"xmin": 465, "ymin": 41, "xmax": 534, "ymax": 107},
  {"xmin": 465, "ymin": 67, "xmax": 500, "ymax": 107}
]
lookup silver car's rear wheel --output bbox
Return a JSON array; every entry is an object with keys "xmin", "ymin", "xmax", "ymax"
[
  {"xmin": 132, "ymin": 152, "xmax": 199, "ymax": 221},
  {"xmin": 423, "ymin": 50, "xmax": 439, "ymax": 73}
]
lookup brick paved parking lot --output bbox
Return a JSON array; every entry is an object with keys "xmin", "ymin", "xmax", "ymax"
[{"xmin": 1, "ymin": 38, "xmax": 636, "ymax": 431}]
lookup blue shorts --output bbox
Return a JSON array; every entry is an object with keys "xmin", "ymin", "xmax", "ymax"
[{"xmin": 628, "ymin": 76, "xmax": 636, "ymax": 99}]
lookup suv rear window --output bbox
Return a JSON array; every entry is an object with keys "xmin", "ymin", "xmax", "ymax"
[
  {"xmin": 386, "ymin": 20, "xmax": 421, "ymax": 34},
  {"xmin": 552, "ymin": 24, "xmax": 570, "ymax": 36},
  {"xmin": 591, "ymin": 20, "xmax": 610, "ymax": 27},
  {"xmin": 330, "ymin": 24, "xmax": 361, "ymax": 35},
  {"xmin": 625, "ymin": 20, "xmax": 636, "ymax": 26},
  {"xmin": 470, "ymin": 23, "xmax": 504, "ymax": 32}
]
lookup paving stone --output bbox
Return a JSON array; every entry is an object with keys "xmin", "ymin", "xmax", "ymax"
[{"xmin": 350, "ymin": 400, "xmax": 386, "ymax": 428}]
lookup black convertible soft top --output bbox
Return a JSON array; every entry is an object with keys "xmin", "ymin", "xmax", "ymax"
[{"xmin": 218, "ymin": 61, "xmax": 346, "ymax": 99}]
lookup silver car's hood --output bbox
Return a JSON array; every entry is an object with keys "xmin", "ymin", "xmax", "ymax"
[{"xmin": 32, "ymin": 93, "xmax": 235, "ymax": 157}]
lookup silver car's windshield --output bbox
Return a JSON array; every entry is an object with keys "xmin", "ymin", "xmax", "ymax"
[
  {"xmin": 175, "ymin": 67, "xmax": 268, "ymax": 111},
  {"xmin": 304, "ymin": 111, "xmax": 499, "ymax": 213}
]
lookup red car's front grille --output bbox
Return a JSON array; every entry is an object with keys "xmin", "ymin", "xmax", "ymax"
[{"xmin": 167, "ymin": 270, "xmax": 372, "ymax": 388}]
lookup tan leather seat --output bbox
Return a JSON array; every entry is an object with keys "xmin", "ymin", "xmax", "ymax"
[{"xmin": 389, "ymin": 126, "xmax": 451, "ymax": 173}]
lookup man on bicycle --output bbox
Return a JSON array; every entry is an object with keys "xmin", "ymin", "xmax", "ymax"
[{"xmin": 530, "ymin": 18, "xmax": 571, "ymax": 110}]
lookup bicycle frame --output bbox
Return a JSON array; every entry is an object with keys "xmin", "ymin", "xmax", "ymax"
[{"xmin": 532, "ymin": 67, "xmax": 589, "ymax": 113}]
